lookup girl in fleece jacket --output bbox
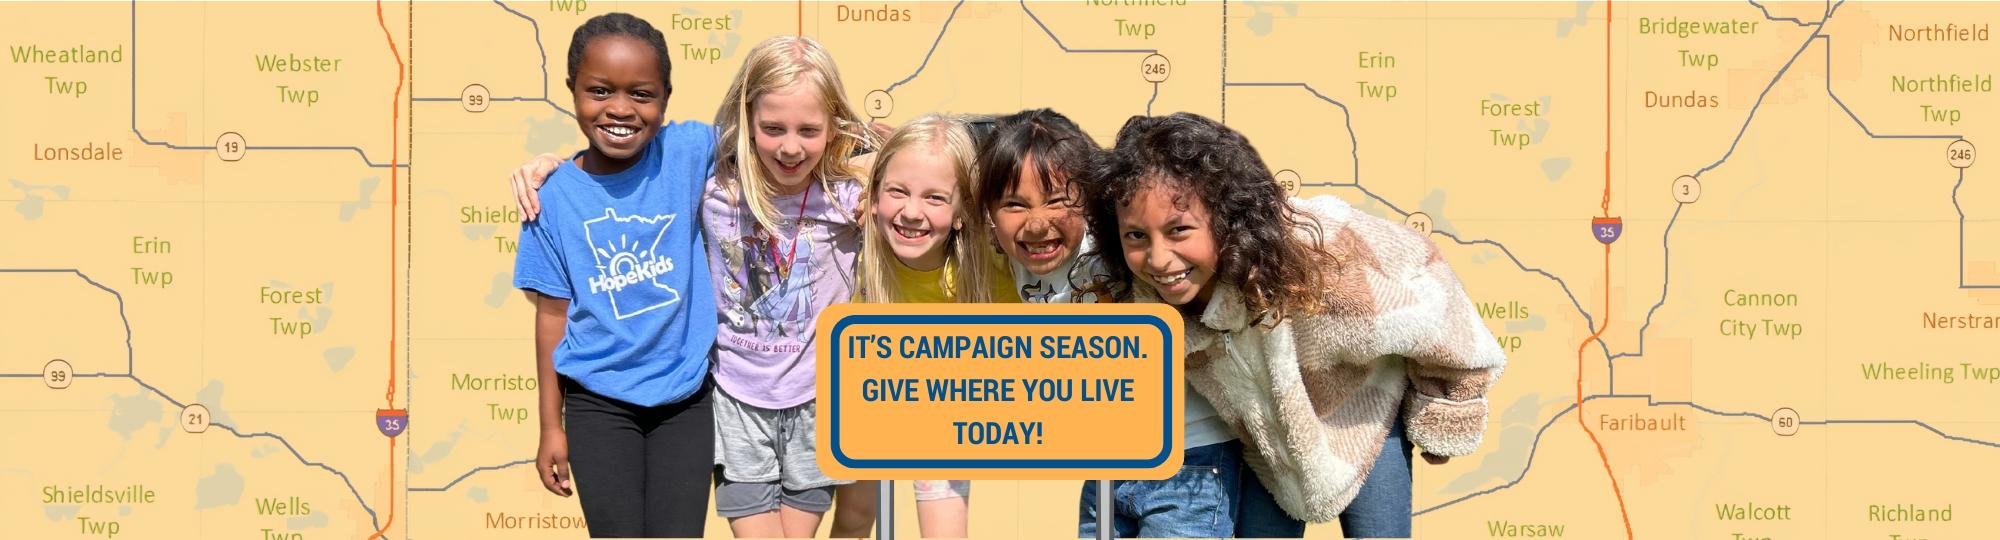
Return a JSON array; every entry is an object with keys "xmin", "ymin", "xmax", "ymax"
[{"xmin": 1082, "ymin": 112, "xmax": 1506, "ymax": 537}]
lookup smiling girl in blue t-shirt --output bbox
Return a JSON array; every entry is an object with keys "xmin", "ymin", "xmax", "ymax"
[{"xmin": 511, "ymin": 13, "xmax": 719, "ymax": 538}]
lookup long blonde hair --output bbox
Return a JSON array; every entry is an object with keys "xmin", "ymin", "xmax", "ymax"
[
  {"xmin": 858, "ymin": 114, "xmax": 995, "ymax": 303},
  {"xmin": 713, "ymin": 35, "xmax": 879, "ymax": 232}
]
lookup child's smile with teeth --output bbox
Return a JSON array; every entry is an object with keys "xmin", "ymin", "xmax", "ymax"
[
  {"xmin": 872, "ymin": 147, "xmax": 961, "ymax": 271},
  {"xmin": 990, "ymin": 161, "xmax": 1087, "ymax": 276},
  {"xmin": 750, "ymin": 83, "xmax": 829, "ymax": 194},
  {"xmin": 1117, "ymin": 186, "xmax": 1220, "ymax": 308},
  {"xmin": 600, "ymin": 124, "xmax": 638, "ymax": 139},
  {"xmin": 892, "ymin": 222, "xmax": 931, "ymax": 240},
  {"xmin": 566, "ymin": 34, "xmax": 665, "ymax": 175},
  {"xmin": 1022, "ymin": 239, "xmax": 1061, "ymax": 257},
  {"xmin": 1150, "ymin": 269, "xmax": 1191, "ymax": 285}
]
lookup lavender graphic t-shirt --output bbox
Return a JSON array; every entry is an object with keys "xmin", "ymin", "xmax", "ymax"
[{"xmin": 702, "ymin": 176, "xmax": 862, "ymax": 409}]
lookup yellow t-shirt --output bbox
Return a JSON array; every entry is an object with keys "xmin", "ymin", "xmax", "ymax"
[{"xmin": 888, "ymin": 256, "xmax": 1021, "ymax": 304}]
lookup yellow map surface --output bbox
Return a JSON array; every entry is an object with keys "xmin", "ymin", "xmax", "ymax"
[{"xmin": 2, "ymin": 1, "xmax": 1995, "ymax": 539}]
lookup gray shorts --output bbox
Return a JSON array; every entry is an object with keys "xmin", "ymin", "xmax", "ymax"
[
  {"xmin": 712, "ymin": 386, "xmax": 847, "ymax": 492},
  {"xmin": 713, "ymin": 480, "xmax": 834, "ymax": 518}
]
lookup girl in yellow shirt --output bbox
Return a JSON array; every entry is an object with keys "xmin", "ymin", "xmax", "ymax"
[{"xmin": 852, "ymin": 113, "xmax": 1017, "ymax": 537}]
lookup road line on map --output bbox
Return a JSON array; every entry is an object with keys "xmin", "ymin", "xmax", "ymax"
[
  {"xmin": 1577, "ymin": 1, "xmax": 1635, "ymax": 538},
  {"xmin": 367, "ymin": 1, "xmax": 405, "ymax": 538}
]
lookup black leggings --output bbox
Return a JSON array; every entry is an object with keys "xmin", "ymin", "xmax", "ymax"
[{"xmin": 563, "ymin": 378, "xmax": 714, "ymax": 538}]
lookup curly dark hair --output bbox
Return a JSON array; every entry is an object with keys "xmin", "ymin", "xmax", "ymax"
[
  {"xmin": 1082, "ymin": 113, "xmax": 1336, "ymax": 323},
  {"xmin": 565, "ymin": 13, "xmax": 673, "ymax": 96}
]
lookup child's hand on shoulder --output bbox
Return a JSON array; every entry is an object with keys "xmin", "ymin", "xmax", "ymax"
[
  {"xmin": 510, "ymin": 153, "xmax": 566, "ymax": 221},
  {"xmin": 844, "ymin": 121, "xmax": 897, "ymax": 173}
]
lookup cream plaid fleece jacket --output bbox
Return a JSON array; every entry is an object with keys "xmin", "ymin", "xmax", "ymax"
[{"xmin": 1164, "ymin": 195, "xmax": 1506, "ymax": 523}]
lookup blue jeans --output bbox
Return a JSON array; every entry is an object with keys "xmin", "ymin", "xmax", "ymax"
[
  {"xmin": 1233, "ymin": 469, "xmax": 1303, "ymax": 538},
  {"xmin": 1236, "ymin": 415, "xmax": 1414, "ymax": 538},
  {"xmin": 1078, "ymin": 440, "xmax": 1242, "ymax": 538}
]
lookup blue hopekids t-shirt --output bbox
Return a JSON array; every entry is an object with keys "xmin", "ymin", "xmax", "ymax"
[{"xmin": 513, "ymin": 121, "xmax": 718, "ymax": 407}]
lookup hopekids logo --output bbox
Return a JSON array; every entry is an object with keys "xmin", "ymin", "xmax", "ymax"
[{"xmin": 583, "ymin": 208, "xmax": 682, "ymax": 319}]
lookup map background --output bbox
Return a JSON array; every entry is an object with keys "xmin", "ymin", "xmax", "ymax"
[{"xmin": 3, "ymin": 1, "xmax": 1996, "ymax": 538}]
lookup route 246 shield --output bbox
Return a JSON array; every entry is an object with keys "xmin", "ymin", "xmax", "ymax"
[
  {"xmin": 1591, "ymin": 217, "xmax": 1623, "ymax": 245},
  {"xmin": 376, "ymin": 409, "xmax": 408, "ymax": 438}
]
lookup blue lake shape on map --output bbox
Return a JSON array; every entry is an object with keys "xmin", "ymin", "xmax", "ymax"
[
  {"xmin": 325, "ymin": 346, "xmax": 355, "ymax": 372},
  {"xmin": 107, "ymin": 390, "xmax": 162, "ymax": 440},
  {"xmin": 44, "ymin": 505, "xmax": 79, "ymax": 523},
  {"xmin": 1441, "ymin": 393, "xmax": 1550, "ymax": 493},
  {"xmin": 195, "ymin": 380, "xmax": 235, "ymax": 428},
  {"xmin": 195, "ymin": 464, "xmax": 244, "ymax": 509},
  {"xmin": 340, "ymin": 177, "xmax": 378, "ymax": 222}
]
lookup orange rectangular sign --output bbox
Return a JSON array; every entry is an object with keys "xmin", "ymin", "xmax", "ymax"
[{"xmin": 814, "ymin": 303, "xmax": 1185, "ymax": 480}]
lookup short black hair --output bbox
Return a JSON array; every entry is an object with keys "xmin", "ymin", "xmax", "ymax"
[
  {"xmin": 565, "ymin": 12, "xmax": 673, "ymax": 96},
  {"xmin": 973, "ymin": 108, "xmax": 1097, "ymax": 215}
]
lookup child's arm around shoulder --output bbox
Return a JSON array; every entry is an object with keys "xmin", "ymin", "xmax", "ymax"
[
  {"xmin": 512, "ymin": 120, "xmax": 721, "ymax": 221},
  {"xmin": 511, "ymin": 154, "xmax": 567, "ymax": 221},
  {"xmin": 822, "ymin": 175, "xmax": 868, "ymax": 224}
]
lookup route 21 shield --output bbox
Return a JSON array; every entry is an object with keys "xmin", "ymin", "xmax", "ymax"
[
  {"xmin": 1591, "ymin": 217, "xmax": 1623, "ymax": 245},
  {"xmin": 376, "ymin": 409, "xmax": 408, "ymax": 438}
]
